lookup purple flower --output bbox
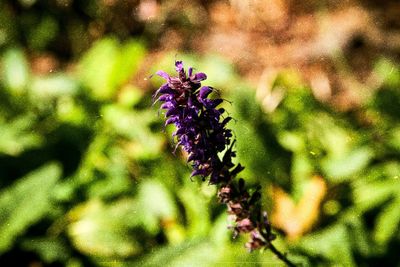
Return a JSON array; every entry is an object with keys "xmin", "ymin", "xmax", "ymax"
[
  {"xmin": 153, "ymin": 61, "xmax": 280, "ymax": 255},
  {"xmin": 154, "ymin": 61, "xmax": 239, "ymax": 185}
]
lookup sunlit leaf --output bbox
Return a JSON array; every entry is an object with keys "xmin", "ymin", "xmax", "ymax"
[
  {"xmin": 373, "ymin": 197, "xmax": 400, "ymax": 246},
  {"xmin": 387, "ymin": 126, "xmax": 400, "ymax": 151},
  {"xmin": 322, "ymin": 147, "xmax": 374, "ymax": 182},
  {"xmin": 278, "ymin": 131, "xmax": 305, "ymax": 152},
  {"xmin": 78, "ymin": 37, "xmax": 146, "ymax": 101},
  {"xmin": 1, "ymin": 48, "xmax": 30, "ymax": 94},
  {"xmin": 78, "ymin": 38, "xmax": 120, "ymax": 100},
  {"xmin": 21, "ymin": 238, "xmax": 69, "ymax": 263},
  {"xmin": 67, "ymin": 198, "xmax": 141, "ymax": 258},
  {"xmin": 30, "ymin": 74, "xmax": 79, "ymax": 98},
  {"xmin": 117, "ymin": 85, "xmax": 144, "ymax": 107},
  {"xmin": 374, "ymin": 57, "xmax": 400, "ymax": 89},
  {"xmin": 0, "ymin": 163, "xmax": 61, "ymax": 252},
  {"xmin": 137, "ymin": 180, "xmax": 178, "ymax": 234},
  {"xmin": 178, "ymin": 185, "xmax": 210, "ymax": 237},
  {"xmin": 341, "ymin": 211, "xmax": 372, "ymax": 256},
  {"xmin": 0, "ymin": 115, "xmax": 43, "ymax": 156},
  {"xmin": 111, "ymin": 39, "xmax": 147, "ymax": 88},
  {"xmin": 102, "ymin": 105, "xmax": 163, "ymax": 160},
  {"xmin": 353, "ymin": 179, "xmax": 398, "ymax": 212},
  {"xmin": 87, "ymin": 146, "xmax": 132, "ymax": 199},
  {"xmin": 298, "ymin": 224, "xmax": 356, "ymax": 267},
  {"xmin": 56, "ymin": 96, "xmax": 87, "ymax": 125},
  {"xmin": 198, "ymin": 54, "xmax": 236, "ymax": 88}
]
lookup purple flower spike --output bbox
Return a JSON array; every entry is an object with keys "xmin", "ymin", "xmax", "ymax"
[
  {"xmin": 154, "ymin": 61, "xmax": 235, "ymax": 185},
  {"xmin": 153, "ymin": 61, "xmax": 294, "ymax": 265}
]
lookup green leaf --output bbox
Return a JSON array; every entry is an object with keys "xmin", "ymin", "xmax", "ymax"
[
  {"xmin": 111, "ymin": 40, "xmax": 146, "ymax": 89},
  {"xmin": 308, "ymin": 114, "xmax": 353, "ymax": 158},
  {"xmin": 117, "ymin": 85, "xmax": 144, "ymax": 107},
  {"xmin": 1, "ymin": 48, "xmax": 30, "ymax": 94},
  {"xmin": 137, "ymin": 180, "xmax": 178, "ymax": 234},
  {"xmin": 78, "ymin": 37, "xmax": 119, "ymax": 100},
  {"xmin": 373, "ymin": 57, "xmax": 400, "ymax": 89},
  {"xmin": 341, "ymin": 211, "xmax": 372, "ymax": 256},
  {"xmin": 353, "ymin": 179, "xmax": 398, "ymax": 212},
  {"xmin": 229, "ymin": 88, "xmax": 278, "ymax": 182},
  {"xmin": 132, "ymin": 239, "xmax": 249, "ymax": 267},
  {"xmin": 21, "ymin": 238, "xmax": 69, "ymax": 263},
  {"xmin": 27, "ymin": 16, "xmax": 58, "ymax": 50},
  {"xmin": 198, "ymin": 54, "xmax": 236, "ymax": 88},
  {"xmin": 278, "ymin": 131, "xmax": 305, "ymax": 152},
  {"xmin": 78, "ymin": 37, "xmax": 146, "ymax": 100},
  {"xmin": 373, "ymin": 197, "xmax": 400, "ymax": 246},
  {"xmin": 178, "ymin": 185, "xmax": 210, "ymax": 237},
  {"xmin": 0, "ymin": 115, "xmax": 43, "ymax": 156},
  {"xmin": 0, "ymin": 5, "xmax": 16, "ymax": 47},
  {"xmin": 30, "ymin": 74, "xmax": 79, "ymax": 98},
  {"xmin": 291, "ymin": 153, "xmax": 314, "ymax": 201},
  {"xmin": 163, "ymin": 241, "xmax": 219, "ymax": 267},
  {"xmin": 102, "ymin": 105, "xmax": 163, "ymax": 160},
  {"xmin": 322, "ymin": 147, "xmax": 374, "ymax": 182},
  {"xmin": 298, "ymin": 224, "xmax": 356, "ymax": 267},
  {"xmin": 67, "ymin": 198, "xmax": 141, "ymax": 258},
  {"xmin": 387, "ymin": 126, "xmax": 400, "ymax": 151},
  {"xmin": 56, "ymin": 96, "xmax": 87, "ymax": 125},
  {"xmin": 209, "ymin": 213, "xmax": 231, "ymax": 246},
  {"xmin": 0, "ymin": 163, "xmax": 61, "ymax": 252},
  {"xmin": 87, "ymin": 146, "xmax": 132, "ymax": 199}
]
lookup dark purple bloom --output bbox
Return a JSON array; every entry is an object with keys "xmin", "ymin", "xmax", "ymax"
[
  {"xmin": 154, "ymin": 61, "xmax": 280, "ymax": 254},
  {"xmin": 154, "ymin": 61, "xmax": 238, "ymax": 185}
]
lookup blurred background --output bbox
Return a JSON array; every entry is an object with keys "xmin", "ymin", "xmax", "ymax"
[{"xmin": 0, "ymin": 0, "xmax": 399, "ymax": 266}]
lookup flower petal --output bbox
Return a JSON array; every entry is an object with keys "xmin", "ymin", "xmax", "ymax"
[
  {"xmin": 190, "ymin": 168, "xmax": 206, "ymax": 177},
  {"xmin": 156, "ymin": 70, "xmax": 170, "ymax": 80},
  {"xmin": 175, "ymin": 61, "xmax": 184, "ymax": 72},
  {"xmin": 166, "ymin": 108, "xmax": 179, "ymax": 117},
  {"xmin": 161, "ymin": 102, "xmax": 175, "ymax": 109},
  {"xmin": 165, "ymin": 117, "xmax": 178, "ymax": 125},
  {"xmin": 157, "ymin": 94, "xmax": 171, "ymax": 102},
  {"xmin": 199, "ymin": 86, "xmax": 213, "ymax": 99},
  {"xmin": 191, "ymin": 72, "xmax": 207, "ymax": 82}
]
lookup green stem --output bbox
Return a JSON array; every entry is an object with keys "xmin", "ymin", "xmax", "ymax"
[{"xmin": 267, "ymin": 242, "xmax": 297, "ymax": 267}]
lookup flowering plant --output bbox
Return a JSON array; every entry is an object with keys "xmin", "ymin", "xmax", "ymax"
[{"xmin": 154, "ymin": 61, "xmax": 295, "ymax": 266}]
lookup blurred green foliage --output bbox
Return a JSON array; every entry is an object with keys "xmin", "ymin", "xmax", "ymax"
[
  {"xmin": 0, "ymin": 1, "xmax": 400, "ymax": 266},
  {"xmin": 1, "ymin": 41, "xmax": 399, "ymax": 266}
]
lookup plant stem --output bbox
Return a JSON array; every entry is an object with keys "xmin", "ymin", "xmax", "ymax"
[{"xmin": 268, "ymin": 242, "xmax": 297, "ymax": 267}]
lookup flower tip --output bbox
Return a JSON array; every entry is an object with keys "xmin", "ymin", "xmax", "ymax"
[
  {"xmin": 193, "ymin": 72, "xmax": 207, "ymax": 82},
  {"xmin": 190, "ymin": 169, "xmax": 206, "ymax": 178},
  {"xmin": 199, "ymin": 86, "xmax": 213, "ymax": 99},
  {"xmin": 175, "ymin": 61, "xmax": 184, "ymax": 72},
  {"xmin": 156, "ymin": 70, "xmax": 170, "ymax": 80}
]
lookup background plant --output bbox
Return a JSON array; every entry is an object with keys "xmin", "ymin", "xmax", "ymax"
[{"xmin": 1, "ymin": 1, "xmax": 400, "ymax": 266}]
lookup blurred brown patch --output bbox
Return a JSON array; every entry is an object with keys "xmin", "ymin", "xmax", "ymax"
[
  {"xmin": 137, "ymin": 0, "xmax": 160, "ymax": 21},
  {"xmin": 194, "ymin": 0, "xmax": 399, "ymax": 110},
  {"xmin": 271, "ymin": 176, "xmax": 327, "ymax": 240},
  {"xmin": 229, "ymin": 0, "xmax": 290, "ymax": 32},
  {"xmin": 31, "ymin": 54, "xmax": 59, "ymax": 75}
]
